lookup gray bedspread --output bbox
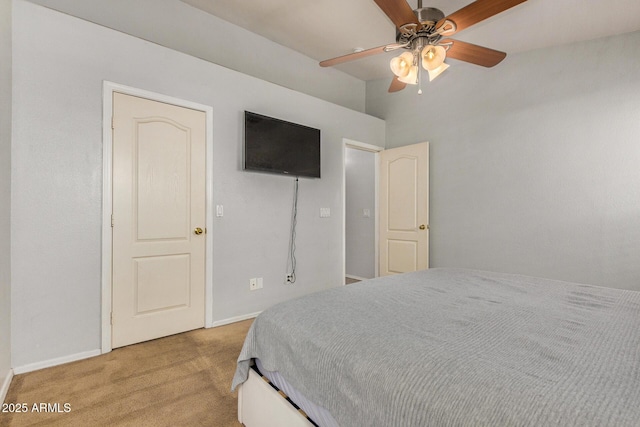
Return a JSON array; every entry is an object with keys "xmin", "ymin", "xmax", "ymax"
[{"xmin": 232, "ymin": 268, "xmax": 640, "ymax": 426}]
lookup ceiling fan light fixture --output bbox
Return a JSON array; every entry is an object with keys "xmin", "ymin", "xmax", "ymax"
[
  {"xmin": 421, "ymin": 45, "xmax": 446, "ymax": 71},
  {"xmin": 390, "ymin": 52, "xmax": 414, "ymax": 78},
  {"xmin": 321, "ymin": 0, "xmax": 528, "ymax": 94},
  {"xmin": 427, "ymin": 62, "xmax": 449, "ymax": 81}
]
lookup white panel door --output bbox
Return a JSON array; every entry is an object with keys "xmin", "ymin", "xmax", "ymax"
[
  {"xmin": 111, "ymin": 92, "xmax": 206, "ymax": 348},
  {"xmin": 379, "ymin": 142, "xmax": 429, "ymax": 276}
]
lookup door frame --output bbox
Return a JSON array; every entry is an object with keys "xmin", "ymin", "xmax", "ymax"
[
  {"xmin": 101, "ymin": 81, "xmax": 214, "ymax": 353},
  {"xmin": 342, "ymin": 138, "xmax": 384, "ymax": 283}
]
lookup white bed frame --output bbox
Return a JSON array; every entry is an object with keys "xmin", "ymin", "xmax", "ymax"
[{"xmin": 238, "ymin": 368, "xmax": 315, "ymax": 427}]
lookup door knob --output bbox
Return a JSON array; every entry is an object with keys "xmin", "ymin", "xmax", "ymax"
[
  {"xmin": 419, "ymin": 224, "xmax": 428, "ymax": 230},
  {"xmin": 194, "ymin": 227, "xmax": 203, "ymax": 235}
]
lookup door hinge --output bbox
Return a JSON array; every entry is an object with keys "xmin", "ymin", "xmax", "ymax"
[
  {"xmin": 110, "ymin": 312, "xmax": 113, "ymax": 325},
  {"xmin": 111, "ymin": 214, "xmax": 114, "ymax": 227},
  {"xmin": 111, "ymin": 116, "xmax": 115, "ymax": 129}
]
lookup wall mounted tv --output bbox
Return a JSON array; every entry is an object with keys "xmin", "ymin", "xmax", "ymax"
[{"xmin": 244, "ymin": 111, "xmax": 321, "ymax": 178}]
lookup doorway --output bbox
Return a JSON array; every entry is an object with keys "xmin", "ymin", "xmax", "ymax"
[
  {"xmin": 343, "ymin": 140, "xmax": 382, "ymax": 283},
  {"xmin": 343, "ymin": 140, "xmax": 430, "ymax": 283}
]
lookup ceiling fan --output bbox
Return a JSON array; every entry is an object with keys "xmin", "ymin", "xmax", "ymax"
[{"xmin": 320, "ymin": 0, "xmax": 528, "ymax": 93}]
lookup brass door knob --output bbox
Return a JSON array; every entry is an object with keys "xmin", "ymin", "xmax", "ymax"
[
  {"xmin": 194, "ymin": 227, "xmax": 204, "ymax": 235},
  {"xmin": 419, "ymin": 224, "xmax": 427, "ymax": 230}
]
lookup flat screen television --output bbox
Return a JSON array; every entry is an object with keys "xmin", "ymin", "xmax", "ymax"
[{"xmin": 244, "ymin": 111, "xmax": 321, "ymax": 178}]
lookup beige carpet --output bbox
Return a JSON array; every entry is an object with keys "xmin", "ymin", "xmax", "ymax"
[{"xmin": 1, "ymin": 319, "xmax": 253, "ymax": 427}]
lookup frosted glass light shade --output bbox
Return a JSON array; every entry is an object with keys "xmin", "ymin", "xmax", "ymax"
[
  {"xmin": 421, "ymin": 45, "xmax": 446, "ymax": 71},
  {"xmin": 398, "ymin": 65, "xmax": 418, "ymax": 84},
  {"xmin": 390, "ymin": 52, "xmax": 415, "ymax": 78},
  {"xmin": 427, "ymin": 62, "xmax": 449, "ymax": 81}
]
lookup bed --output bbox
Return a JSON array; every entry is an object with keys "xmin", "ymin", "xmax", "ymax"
[{"xmin": 232, "ymin": 268, "xmax": 640, "ymax": 426}]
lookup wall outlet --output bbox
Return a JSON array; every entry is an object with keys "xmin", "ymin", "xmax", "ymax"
[
  {"xmin": 249, "ymin": 278, "xmax": 263, "ymax": 291},
  {"xmin": 285, "ymin": 275, "xmax": 294, "ymax": 284}
]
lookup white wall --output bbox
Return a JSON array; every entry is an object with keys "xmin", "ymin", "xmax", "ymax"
[
  {"xmin": 366, "ymin": 31, "xmax": 640, "ymax": 291},
  {"xmin": 0, "ymin": 0, "xmax": 12, "ymax": 400},
  {"xmin": 11, "ymin": 0, "xmax": 385, "ymax": 369},
  {"xmin": 26, "ymin": 0, "xmax": 366, "ymax": 112},
  {"xmin": 345, "ymin": 147, "xmax": 376, "ymax": 279}
]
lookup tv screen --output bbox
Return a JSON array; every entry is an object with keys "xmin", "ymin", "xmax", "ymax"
[{"xmin": 244, "ymin": 111, "xmax": 321, "ymax": 178}]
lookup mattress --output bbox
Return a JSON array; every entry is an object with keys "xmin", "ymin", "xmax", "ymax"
[{"xmin": 233, "ymin": 268, "xmax": 640, "ymax": 426}]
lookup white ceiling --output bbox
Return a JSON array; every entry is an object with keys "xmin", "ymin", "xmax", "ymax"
[{"xmin": 181, "ymin": 0, "xmax": 640, "ymax": 81}]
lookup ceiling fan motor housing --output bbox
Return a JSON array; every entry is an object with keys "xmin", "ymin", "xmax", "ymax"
[
  {"xmin": 415, "ymin": 7, "xmax": 445, "ymax": 26},
  {"xmin": 395, "ymin": 7, "xmax": 445, "ymax": 48}
]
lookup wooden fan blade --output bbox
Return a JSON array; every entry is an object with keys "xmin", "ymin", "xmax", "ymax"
[
  {"xmin": 320, "ymin": 45, "xmax": 389, "ymax": 67},
  {"xmin": 374, "ymin": 0, "xmax": 419, "ymax": 29},
  {"xmin": 437, "ymin": 0, "xmax": 527, "ymax": 36},
  {"xmin": 442, "ymin": 39, "xmax": 506, "ymax": 67},
  {"xmin": 388, "ymin": 77, "xmax": 407, "ymax": 93}
]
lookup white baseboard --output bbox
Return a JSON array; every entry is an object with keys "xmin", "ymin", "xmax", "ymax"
[
  {"xmin": 13, "ymin": 314, "xmax": 258, "ymax": 375},
  {"xmin": 346, "ymin": 274, "xmax": 369, "ymax": 281},
  {"xmin": 13, "ymin": 349, "xmax": 101, "ymax": 375},
  {"xmin": 209, "ymin": 311, "xmax": 261, "ymax": 328},
  {"xmin": 12, "ymin": 314, "xmax": 260, "ymax": 376},
  {"xmin": 1, "ymin": 368, "xmax": 13, "ymax": 404}
]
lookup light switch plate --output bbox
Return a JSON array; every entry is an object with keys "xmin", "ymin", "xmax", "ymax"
[{"xmin": 320, "ymin": 208, "xmax": 331, "ymax": 218}]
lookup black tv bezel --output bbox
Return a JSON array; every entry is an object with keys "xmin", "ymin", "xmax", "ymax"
[{"xmin": 243, "ymin": 111, "xmax": 321, "ymax": 179}]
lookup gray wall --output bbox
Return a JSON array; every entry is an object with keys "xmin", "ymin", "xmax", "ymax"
[
  {"xmin": 26, "ymin": 0, "xmax": 366, "ymax": 112},
  {"xmin": 345, "ymin": 147, "xmax": 376, "ymax": 279},
  {"xmin": 11, "ymin": 0, "xmax": 384, "ymax": 369},
  {"xmin": 0, "ymin": 0, "xmax": 12, "ymax": 395},
  {"xmin": 366, "ymin": 31, "xmax": 640, "ymax": 291}
]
